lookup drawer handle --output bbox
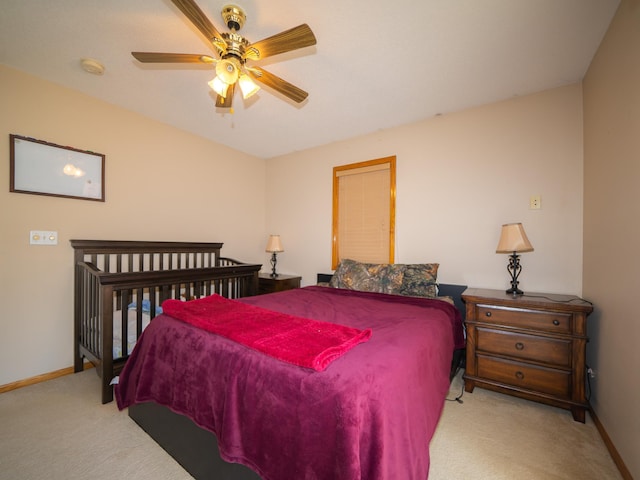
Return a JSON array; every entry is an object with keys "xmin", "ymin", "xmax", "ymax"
[
  {"xmin": 515, "ymin": 342, "xmax": 524, "ymax": 351},
  {"xmin": 485, "ymin": 311, "xmax": 492, "ymax": 317},
  {"xmin": 515, "ymin": 371, "xmax": 524, "ymax": 380},
  {"xmin": 553, "ymin": 319, "xmax": 560, "ymax": 326}
]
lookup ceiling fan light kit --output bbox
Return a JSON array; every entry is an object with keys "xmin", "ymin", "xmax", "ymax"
[
  {"xmin": 131, "ymin": 0, "xmax": 316, "ymax": 111},
  {"xmin": 237, "ymin": 73, "xmax": 260, "ymax": 99},
  {"xmin": 216, "ymin": 58, "xmax": 240, "ymax": 84},
  {"xmin": 208, "ymin": 76, "xmax": 229, "ymax": 98}
]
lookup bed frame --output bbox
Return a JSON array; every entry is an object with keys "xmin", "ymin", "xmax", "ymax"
[
  {"xmin": 71, "ymin": 240, "xmax": 261, "ymax": 403},
  {"xmin": 128, "ymin": 281, "xmax": 467, "ymax": 480}
]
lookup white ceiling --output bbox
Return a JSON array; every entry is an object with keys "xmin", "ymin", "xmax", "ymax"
[{"xmin": 0, "ymin": 0, "xmax": 620, "ymax": 159}]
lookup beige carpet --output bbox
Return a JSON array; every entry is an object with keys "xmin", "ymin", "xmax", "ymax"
[
  {"xmin": 0, "ymin": 369, "xmax": 621, "ymax": 480},
  {"xmin": 431, "ymin": 372, "xmax": 621, "ymax": 479}
]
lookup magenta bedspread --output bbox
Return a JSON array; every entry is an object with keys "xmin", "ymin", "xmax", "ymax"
[
  {"xmin": 116, "ymin": 286, "xmax": 463, "ymax": 480},
  {"xmin": 161, "ymin": 294, "xmax": 372, "ymax": 371}
]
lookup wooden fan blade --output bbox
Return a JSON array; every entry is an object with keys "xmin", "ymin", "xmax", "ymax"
[
  {"xmin": 247, "ymin": 24, "xmax": 316, "ymax": 60},
  {"xmin": 132, "ymin": 52, "xmax": 216, "ymax": 64},
  {"xmin": 248, "ymin": 67, "xmax": 308, "ymax": 103},
  {"xmin": 215, "ymin": 83, "xmax": 235, "ymax": 108},
  {"xmin": 171, "ymin": 0, "xmax": 226, "ymax": 52}
]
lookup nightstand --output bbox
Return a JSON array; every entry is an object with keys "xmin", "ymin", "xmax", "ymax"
[
  {"xmin": 258, "ymin": 273, "xmax": 301, "ymax": 295},
  {"xmin": 462, "ymin": 288, "xmax": 593, "ymax": 422}
]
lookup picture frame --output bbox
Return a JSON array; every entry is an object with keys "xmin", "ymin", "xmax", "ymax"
[{"xmin": 10, "ymin": 134, "xmax": 105, "ymax": 202}]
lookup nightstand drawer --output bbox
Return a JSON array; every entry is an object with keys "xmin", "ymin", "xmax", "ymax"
[
  {"xmin": 477, "ymin": 305, "xmax": 571, "ymax": 334},
  {"xmin": 477, "ymin": 355, "xmax": 571, "ymax": 398},
  {"xmin": 477, "ymin": 327, "xmax": 571, "ymax": 367}
]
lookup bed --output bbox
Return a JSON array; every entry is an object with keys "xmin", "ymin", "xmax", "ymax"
[
  {"xmin": 115, "ymin": 259, "xmax": 466, "ymax": 480},
  {"xmin": 71, "ymin": 240, "xmax": 262, "ymax": 403}
]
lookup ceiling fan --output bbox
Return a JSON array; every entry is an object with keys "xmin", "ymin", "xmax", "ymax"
[{"xmin": 132, "ymin": 0, "xmax": 317, "ymax": 110}]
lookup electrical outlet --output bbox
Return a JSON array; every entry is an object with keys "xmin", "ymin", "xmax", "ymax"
[
  {"xmin": 587, "ymin": 367, "xmax": 596, "ymax": 379},
  {"xmin": 30, "ymin": 230, "xmax": 58, "ymax": 245},
  {"xmin": 530, "ymin": 195, "xmax": 541, "ymax": 210}
]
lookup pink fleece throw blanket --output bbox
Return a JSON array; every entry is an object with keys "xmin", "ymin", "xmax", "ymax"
[{"xmin": 161, "ymin": 294, "xmax": 372, "ymax": 371}]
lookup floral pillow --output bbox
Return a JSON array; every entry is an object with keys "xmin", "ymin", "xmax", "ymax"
[{"xmin": 330, "ymin": 259, "xmax": 404, "ymax": 294}]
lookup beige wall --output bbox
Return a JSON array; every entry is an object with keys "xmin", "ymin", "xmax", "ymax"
[
  {"xmin": 583, "ymin": 0, "xmax": 640, "ymax": 477},
  {"xmin": 0, "ymin": 65, "xmax": 267, "ymax": 386},
  {"xmin": 267, "ymin": 84, "xmax": 586, "ymax": 297}
]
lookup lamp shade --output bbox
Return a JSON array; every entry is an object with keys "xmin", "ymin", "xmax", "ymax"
[
  {"xmin": 496, "ymin": 223, "xmax": 534, "ymax": 253},
  {"xmin": 265, "ymin": 235, "xmax": 284, "ymax": 253},
  {"xmin": 238, "ymin": 73, "xmax": 260, "ymax": 99},
  {"xmin": 208, "ymin": 76, "xmax": 229, "ymax": 98}
]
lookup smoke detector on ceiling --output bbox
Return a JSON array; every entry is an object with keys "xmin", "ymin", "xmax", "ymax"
[{"xmin": 80, "ymin": 58, "xmax": 105, "ymax": 75}]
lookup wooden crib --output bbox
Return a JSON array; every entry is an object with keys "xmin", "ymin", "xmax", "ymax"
[{"xmin": 71, "ymin": 240, "xmax": 261, "ymax": 403}]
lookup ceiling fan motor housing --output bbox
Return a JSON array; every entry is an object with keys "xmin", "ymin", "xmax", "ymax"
[{"xmin": 221, "ymin": 32, "xmax": 249, "ymax": 61}]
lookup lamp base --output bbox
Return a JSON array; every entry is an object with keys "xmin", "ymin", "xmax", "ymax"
[
  {"xmin": 270, "ymin": 252, "xmax": 279, "ymax": 278},
  {"xmin": 505, "ymin": 252, "xmax": 524, "ymax": 296}
]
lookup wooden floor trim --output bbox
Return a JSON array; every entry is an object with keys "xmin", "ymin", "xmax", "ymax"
[
  {"xmin": 589, "ymin": 406, "xmax": 633, "ymax": 480},
  {"xmin": 0, "ymin": 363, "xmax": 94, "ymax": 395}
]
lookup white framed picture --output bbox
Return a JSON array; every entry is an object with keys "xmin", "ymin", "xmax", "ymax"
[{"xmin": 10, "ymin": 134, "xmax": 105, "ymax": 202}]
